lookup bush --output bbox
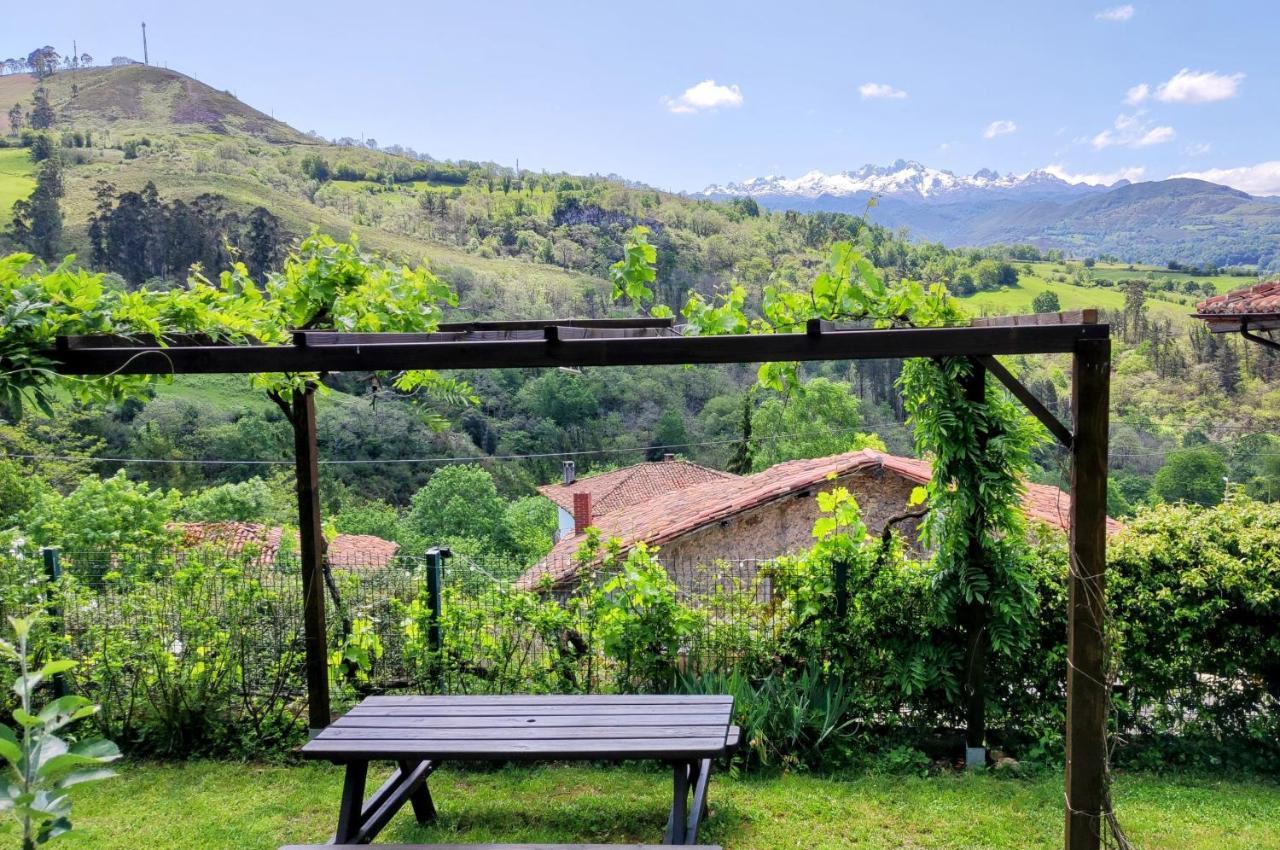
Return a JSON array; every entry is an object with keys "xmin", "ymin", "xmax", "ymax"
[{"xmin": 1109, "ymin": 493, "xmax": 1280, "ymax": 759}]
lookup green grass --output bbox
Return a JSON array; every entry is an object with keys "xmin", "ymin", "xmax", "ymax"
[
  {"xmin": 8, "ymin": 761, "xmax": 1278, "ymax": 850},
  {"xmin": 0, "ymin": 147, "xmax": 35, "ymax": 216},
  {"xmin": 956, "ymin": 260, "xmax": 1223, "ymax": 326}
]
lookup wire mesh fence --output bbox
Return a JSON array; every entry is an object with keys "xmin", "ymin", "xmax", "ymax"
[{"xmin": 0, "ymin": 544, "xmax": 795, "ymax": 701}]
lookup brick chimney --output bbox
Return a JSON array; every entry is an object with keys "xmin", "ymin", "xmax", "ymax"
[
  {"xmin": 563, "ymin": 460, "xmax": 576, "ymax": 485},
  {"xmin": 572, "ymin": 492, "xmax": 592, "ymax": 535}
]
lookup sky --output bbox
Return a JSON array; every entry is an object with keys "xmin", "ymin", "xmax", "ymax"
[{"xmin": 6, "ymin": 0, "xmax": 1279, "ymax": 193}]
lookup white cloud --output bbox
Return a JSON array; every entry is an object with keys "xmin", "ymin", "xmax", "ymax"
[
  {"xmin": 1095, "ymin": 4, "xmax": 1135, "ymax": 21},
  {"xmin": 1124, "ymin": 83, "xmax": 1149, "ymax": 105},
  {"xmin": 1092, "ymin": 113, "xmax": 1175, "ymax": 149},
  {"xmin": 1184, "ymin": 142, "xmax": 1212, "ymax": 156},
  {"xmin": 664, "ymin": 80, "xmax": 744, "ymax": 114},
  {"xmin": 1171, "ymin": 161, "xmax": 1280, "ymax": 196},
  {"xmin": 1043, "ymin": 164, "xmax": 1146, "ymax": 186},
  {"xmin": 859, "ymin": 82, "xmax": 907, "ymax": 100},
  {"xmin": 983, "ymin": 119, "xmax": 1017, "ymax": 139},
  {"xmin": 1155, "ymin": 69, "xmax": 1244, "ymax": 104}
]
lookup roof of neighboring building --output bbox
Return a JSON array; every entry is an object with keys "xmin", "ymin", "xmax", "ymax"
[
  {"xmin": 537, "ymin": 457, "xmax": 739, "ymax": 516},
  {"xmin": 519, "ymin": 449, "xmax": 1121, "ymax": 589},
  {"xmin": 1194, "ymin": 279, "xmax": 1280, "ymax": 329},
  {"xmin": 172, "ymin": 522, "xmax": 400, "ymax": 570}
]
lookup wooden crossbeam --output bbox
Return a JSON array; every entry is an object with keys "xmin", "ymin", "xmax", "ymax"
[
  {"xmin": 46, "ymin": 323, "xmax": 1107, "ymax": 377},
  {"xmin": 976, "ymin": 355, "xmax": 1074, "ymax": 448}
]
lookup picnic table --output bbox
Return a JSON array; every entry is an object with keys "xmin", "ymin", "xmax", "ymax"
[{"xmin": 302, "ymin": 694, "xmax": 738, "ymax": 846}]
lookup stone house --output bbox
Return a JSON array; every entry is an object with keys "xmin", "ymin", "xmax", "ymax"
[{"xmin": 517, "ymin": 449, "xmax": 1121, "ymax": 593}]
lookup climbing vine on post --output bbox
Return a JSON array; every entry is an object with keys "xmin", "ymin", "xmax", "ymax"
[{"xmin": 614, "ymin": 228, "xmax": 1045, "ymax": 748}]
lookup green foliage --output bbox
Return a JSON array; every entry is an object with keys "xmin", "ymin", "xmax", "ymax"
[
  {"xmin": 608, "ymin": 226, "xmax": 671, "ymax": 319},
  {"xmin": 750, "ymin": 378, "xmax": 867, "ymax": 470},
  {"xmin": 588, "ymin": 543, "xmax": 701, "ymax": 694},
  {"xmin": 1109, "ymin": 493, "xmax": 1280, "ymax": 763},
  {"xmin": 72, "ymin": 560, "xmax": 306, "ymax": 757},
  {"xmin": 21, "ymin": 471, "xmax": 178, "ymax": 561},
  {"xmin": 502, "ymin": 496, "xmax": 557, "ymax": 563},
  {"xmin": 1153, "ymin": 447, "xmax": 1228, "ymax": 507},
  {"xmin": 178, "ymin": 477, "xmax": 273, "ymax": 523},
  {"xmin": 405, "ymin": 464, "xmax": 511, "ymax": 553},
  {"xmin": 1031, "ymin": 290, "xmax": 1061, "ymax": 313},
  {"xmin": 0, "ymin": 615, "xmax": 119, "ymax": 850}
]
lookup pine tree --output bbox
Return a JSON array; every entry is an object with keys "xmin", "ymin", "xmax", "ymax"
[
  {"xmin": 28, "ymin": 87, "xmax": 54, "ymax": 130},
  {"xmin": 10, "ymin": 153, "xmax": 64, "ymax": 260},
  {"xmin": 726, "ymin": 391, "xmax": 755, "ymax": 475}
]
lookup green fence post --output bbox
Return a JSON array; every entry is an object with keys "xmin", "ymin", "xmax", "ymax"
[
  {"xmin": 40, "ymin": 547, "xmax": 68, "ymax": 698},
  {"xmin": 425, "ymin": 546, "xmax": 450, "ymax": 691}
]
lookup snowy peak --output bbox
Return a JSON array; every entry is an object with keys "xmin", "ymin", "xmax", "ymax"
[{"xmin": 701, "ymin": 162, "xmax": 1116, "ymax": 203}]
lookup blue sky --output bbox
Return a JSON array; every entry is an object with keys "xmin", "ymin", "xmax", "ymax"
[{"xmin": 6, "ymin": 1, "xmax": 1279, "ymax": 193}]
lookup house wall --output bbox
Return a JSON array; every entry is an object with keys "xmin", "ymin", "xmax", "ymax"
[
  {"xmin": 657, "ymin": 468, "xmax": 922, "ymax": 569},
  {"xmin": 555, "ymin": 506, "xmax": 575, "ymax": 543}
]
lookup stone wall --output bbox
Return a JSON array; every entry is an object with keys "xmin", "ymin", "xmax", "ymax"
[{"xmin": 657, "ymin": 467, "xmax": 922, "ymax": 571}]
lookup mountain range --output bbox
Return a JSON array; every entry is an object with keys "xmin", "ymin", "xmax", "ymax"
[{"xmin": 700, "ymin": 161, "xmax": 1280, "ymax": 270}]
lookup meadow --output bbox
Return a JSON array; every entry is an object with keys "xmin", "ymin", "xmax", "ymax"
[{"xmin": 0, "ymin": 146, "xmax": 36, "ymax": 216}]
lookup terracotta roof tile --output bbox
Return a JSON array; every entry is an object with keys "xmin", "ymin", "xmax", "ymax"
[
  {"xmin": 537, "ymin": 458, "xmax": 738, "ymax": 515},
  {"xmin": 518, "ymin": 450, "xmax": 1121, "ymax": 589},
  {"xmin": 173, "ymin": 522, "xmax": 399, "ymax": 570},
  {"xmin": 1194, "ymin": 279, "xmax": 1280, "ymax": 318}
]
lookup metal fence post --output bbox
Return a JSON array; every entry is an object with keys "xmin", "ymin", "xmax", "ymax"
[
  {"xmin": 425, "ymin": 546, "xmax": 450, "ymax": 691},
  {"xmin": 40, "ymin": 547, "xmax": 68, "ymax": 698}
]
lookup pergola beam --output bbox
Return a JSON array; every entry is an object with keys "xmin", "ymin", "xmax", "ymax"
[
  {"xmin": 976, "ymin": 355, "xmax": 1073, "ymax": 448},
  {"xmin": 45, "ymin": 323, "xmax": 1106, "ymax": 376}
]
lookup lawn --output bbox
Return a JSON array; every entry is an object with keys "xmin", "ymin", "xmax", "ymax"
[
  {"xmin": 0, "ymin": 147, "xmax": 36, "ymax": 216},
  {"xmin": 10, "ymin": 761, "xmax": 1279, "ymax": 850}
]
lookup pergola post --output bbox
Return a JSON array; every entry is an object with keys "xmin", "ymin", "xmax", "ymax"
[
  {"xmin": 962, "ymin": 359, "xmax": 988, "ymax": 764},
  {"xmin": 291, "ymin": 386, "xmax": 331, "ymax": 733},
  {"xmin": 1065, "ymin": 337, "xmax": 1110, "ymax": 850}
]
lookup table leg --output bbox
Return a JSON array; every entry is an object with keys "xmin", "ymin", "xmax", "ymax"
[
  {"xmin": 665, "ymin": 760, "xmax": 690, "ymax": 845},
  {"xmin": 398, "ymin": 759, "xmax": 437, "ymax": 823},
  {"xmin": 334, "ymin": 761, "xmax": 369, "ymax": 844},
  {"xmin": 687, "ymin": 758, "xmax": 712, "ymax": 843},
  {"xmin": 329, "ymin": 760, "xmax": 438, "ymax": 845}
]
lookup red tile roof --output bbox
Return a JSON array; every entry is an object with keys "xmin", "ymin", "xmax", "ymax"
[
  {"xmin": 538, "ymin": 458, "xmax": 738, "ymax": 516},
  {"xmin": 1194, "ymin": 279, "xmax": 1280, "ymax": 319},
  {"xmin": 173, "ymin": 522, "xmax": 399, "ymax": 570},
  {"xmin": 519, "ymin": 449, "xmax": 1121, "ymax": 589}
]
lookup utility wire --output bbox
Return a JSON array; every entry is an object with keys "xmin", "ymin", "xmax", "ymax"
[{"xmin": 0, "ymin": 419, "xmax": 912, "ymax": 468}]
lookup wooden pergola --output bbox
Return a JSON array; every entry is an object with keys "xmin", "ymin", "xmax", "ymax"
[{"xmin": 45, "ymin": 310, "xmax": 1111, "ymax": 850}]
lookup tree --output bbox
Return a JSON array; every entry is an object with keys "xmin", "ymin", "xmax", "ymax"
[
  {"xmin": 180, "ymin": 477, "xmax": 274, "ymax": 522},
  {"xmin": 1083, "ymin": 257, "xmax": 1096, "ymax": 268},
  {"xmin": 647, "ymin": 408, "xmax": 688, "ymax": 460},
  {"xmin": 1031, "ymin": 290, "xmax": 1061, "ymax": 313},
  {"xmin": 750, "ymin": 378, "xmax": 864, "ymax": 470},
  {"xmin": 10, "ymin": 152, "xmax": 64, "ymax": 261},
  {"xmin": 27, "ymin": 88, "xmax": 53, "ymax": 130},
  {"xmin": 25, "ymin": 47, "xmax": 59, "ymax": 79},
  {"xmin": 6, "ymin": 103, "xmax": 21, "ymax": 135},
  {"xmin": 1153, "ymin": 448, "xmax": 1228, "ymax": 507},
  {"xmin": 21, "ymin": 470, "xmax": 180, "ymax": 561},
  {"xmin": 725, "ymin": 392, "xmax": 754, "ymax": 475},
  {"xmin": 405, "ymin": 464, "xmax": 509, "ymax": 551}
]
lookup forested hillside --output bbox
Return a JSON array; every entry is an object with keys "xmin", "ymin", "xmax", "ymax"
[{"xmin": 1, "ymin": 62, "xmax": 1278, "ymax": 564}]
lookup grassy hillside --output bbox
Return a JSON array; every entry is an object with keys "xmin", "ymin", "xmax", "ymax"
[
  {"xmin": 957, "ymin": 260, "xmax": 1251, "ymax": 326},
  {"xmin": 0, "ymin": 147, "xmax": 35, "ymax": 216}
]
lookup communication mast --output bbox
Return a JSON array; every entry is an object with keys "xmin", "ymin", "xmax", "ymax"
[{"xmin": 141, "ymin": 22, "xmax": 149, "ymax": 65}]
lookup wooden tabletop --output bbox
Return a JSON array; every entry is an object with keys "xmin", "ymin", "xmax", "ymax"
[{"xmin": 303, "ymin": 694, "xmax": 736, "ymax": 763}]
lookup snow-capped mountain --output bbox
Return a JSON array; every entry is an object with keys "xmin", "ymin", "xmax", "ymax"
[{"xmin": 700, "ymin": 159, "xmax": 1122, "ymax": 204}]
